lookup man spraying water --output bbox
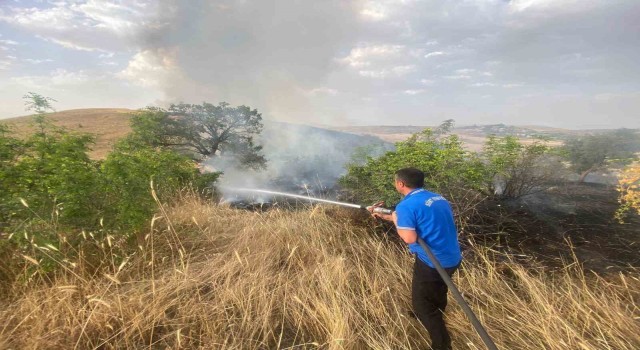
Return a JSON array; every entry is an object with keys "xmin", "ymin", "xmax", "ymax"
[
  {"xmin": 369, "ymin": 167, "xmax": 461, "ymax": 350},
  {"xmin": 225, "ymin": 169, "xmax": 497, "ymax": 349}
]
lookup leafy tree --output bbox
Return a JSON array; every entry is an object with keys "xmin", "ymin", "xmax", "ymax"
[
  {"xmin": 23, "ymin": 92, "xmax": 57, "ymax": 114},
  {"xmin": 483, "ymin": 136, "xmax": 558, "ymax": 199},
  {"xmin": 563, "ymin": 129, "xmax": 639, "ymax": 182},
  {"xmin": 128, "ymin": 102, "xmax": 266, "ymax": 169},
  {"xmin": 1, "ymin": 94, "xmax": 227, "ymax": 283},
  {"xmin": 340, "ymin": 123, "xmax": 485, "ymax": 206},
  {"xmin": 348, "ymin": 143, "xmax": 390, "ymax": 166},
  {"xmin": 434, "ymin": 118, "xmax": 455, "ymax": 136}
]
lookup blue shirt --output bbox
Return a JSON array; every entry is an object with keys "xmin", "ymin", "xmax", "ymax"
[{"xmin": 395, "ymin": 188, "xmax": 462, "ymax": 268}]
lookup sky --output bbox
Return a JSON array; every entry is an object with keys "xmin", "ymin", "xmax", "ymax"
[{"xmin": 0, "ymin": 0, "xmax": 638, "ymax": 128}]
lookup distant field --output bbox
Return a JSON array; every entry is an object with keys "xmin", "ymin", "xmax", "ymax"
[
  {"xmin": 326, "ymin": 125, "xmax": 568, "ymax": 151},
  {"xmin": 1, "ymin": 108, "xmax": 135, "ymax": 159}
]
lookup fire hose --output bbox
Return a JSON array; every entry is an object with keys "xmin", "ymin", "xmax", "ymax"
[
  {"xmin": 370, "ymin": 208, "xmax": 498, "ymax": 350},
  {"xmin": 226, "ymin": 188, "xmax": 499, "ymax": 349},
  {"xmin": 372, "ymin": 207, "xmax": 498, "ymax": 349}
]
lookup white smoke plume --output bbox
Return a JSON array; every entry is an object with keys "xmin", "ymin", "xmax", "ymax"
[
  {"xmin": 134, "ymin": 1, "xmax": 387, "ymax": 196},
  {"xmin": 141, "ymin": 0, "xmax": 364, "ymax": 124},
  {"xmin": 208, "ymin": 121, "xmax": 391, "ymax": 200}
]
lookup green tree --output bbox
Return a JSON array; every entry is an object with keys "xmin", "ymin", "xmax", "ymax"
[
  {"xmin": 23, "ymin": 92, "xmax": 57, "ymax": 114},
  {"xmin": 563, "ymin": 129, "xmax": 639, "ymax": 182},
  {"xmin": 482, "ymin": 135, "xmax": 558, "ymax": 199},
  {"xmin": 340, "ymin": 123, "xmax": 485, "ymax": 206},
  {"xmin": 129, "ymin": 102, "xmax": 266, "ymax": 169}
]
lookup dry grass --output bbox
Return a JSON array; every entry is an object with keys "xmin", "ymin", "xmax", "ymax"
[
  {"xmin": 1, "ymin": 108, "xmax": 134, "ymax": 159},
  {"xmin": 0, "ymin": 194, "xmax": 638, "ymax": 349}
]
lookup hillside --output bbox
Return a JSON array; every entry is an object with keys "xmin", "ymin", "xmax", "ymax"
[
  {"xmin": 1, "ymin": 109, "xmax": 392, "ymax": 163},
  {"xmin": 1, "ymin": 108, "xmax": 134, "ymax": 159}
]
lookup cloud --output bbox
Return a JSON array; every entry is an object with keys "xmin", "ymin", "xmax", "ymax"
[
  {"xmin": 118, "ymin": 49, "xmax": 181, "ymax": 88},
  {"xmin": 12, "ymin": 69, "xmax": 91, "ymax": 89},
  {"xmin": 0, "ymin": 0, "xmax": 639, "ymax": 128},
  {"xmin": 0, "ymin": 0, "xmax": 165, "ymax": 52},
  {"xmin": 420, "ymin": 79, "xmax": 435, "ymax": 85},
  {"xmin": 339, "ymin": 44, "xmax": 405, "ymax": 68},
  {"xmin": 358, "ymin": 65, "xmax": 416, "ymax": 79},
  {"xmin": 470, "ymin": 82, "xmax": 497, "ymax": 87},
  {"xmin": 308, "ymin": 87, "xmax": 338, "ymax": 96},
  {"xmin": 0, "ymin": 59, "xmax": 13, "ymax": 70},
  {"xmin": 0, "ymin": 39, "xmax": 19, "ymax": 46},
  {"xmin": 23, "ymin": 58, "xmax": 53, "ymax": 64},
  {"xmin": 359, "ymin": 0, "xmax": 415, "ymax": 21},
  {"xmin": 424, "ymin": 51, "xmax": 446, "ymax": 58},
  {"xmin": 0, "ymin": 67, "xmax": 163, "ymax": 117},
  {"xmin": 403, "ymin": 89, "xmax": 426, "ymax": 95},
  {"xmin": 445, "ymin": 74, "xmax": 472, "ymax": 80}
]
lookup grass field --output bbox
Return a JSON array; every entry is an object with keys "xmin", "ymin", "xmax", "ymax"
[{"xmin": 1, "ymin": 193, "xmax": 638, "ymax": 349}]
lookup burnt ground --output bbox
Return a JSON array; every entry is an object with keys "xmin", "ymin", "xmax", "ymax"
[{"xmin": 470, "ymin": 182, "xmax": 639, "ymax": 273}]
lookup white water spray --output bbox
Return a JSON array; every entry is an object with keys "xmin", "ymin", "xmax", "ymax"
[{"xmin": 223, "ymin": 187, "xmax": 364, "ymax": 209}]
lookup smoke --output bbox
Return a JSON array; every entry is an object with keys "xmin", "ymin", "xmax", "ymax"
[
  {"xmin": 141, "ymin": 0, "xmax": 363, "ymax": 124},
  {"xmin": 208, "ymin": 121, "xmax": 391, "ymax": 199},
  {"xmin": 132, "ymin": 1, "xmax": 389, "ymax": 198}
]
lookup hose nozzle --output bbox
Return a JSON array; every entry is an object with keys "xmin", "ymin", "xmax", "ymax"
[{"xmin": 370, "ymin": 207, "xmax": 393, "ymax": 215}]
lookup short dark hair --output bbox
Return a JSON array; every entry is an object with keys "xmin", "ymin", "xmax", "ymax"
[{"xmin": 395, "ymin": 167, "xmax": 424, "ymax": 189}]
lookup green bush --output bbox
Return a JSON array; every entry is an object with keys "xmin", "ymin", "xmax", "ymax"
[
  {"xmin": 2, "ymin": 116, "xmax": 101, "ymax": 229},
  {"xmin": 483, "ymin": 135, "xmax": 558, "ymax": 199},
  {"xmin": 0, "ymin": 116, "xmax": 220, "ymax": 281},
  {"xmin": 0, "ymin": 124, "xmax": 24, "ymax": 229},
  {"xmin": 100, "ymin": 139, "xmax": 218, "ymax": 231},
  {"xmin": 340, "ymin": 128, "xmax": 485, "ymax": 206}
]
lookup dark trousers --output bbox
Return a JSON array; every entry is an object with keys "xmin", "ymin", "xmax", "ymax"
[{"xmin": 412, "ymin": 257, "xmax": 459, "ymax": 350}]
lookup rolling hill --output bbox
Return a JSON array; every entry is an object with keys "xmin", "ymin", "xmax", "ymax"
[{"xmin": 1, "ymin": 108, "xmax": 134, "ymax": 159}]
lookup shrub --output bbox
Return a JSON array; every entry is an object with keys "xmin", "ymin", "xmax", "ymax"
[
  {"xmin": 339, "ymin": 127, "xmax": 486, "ymax": 230},
  {"xmin": 100, "ymin": 139, "xmax": 219, "ymax": 231},
  {"xmin": 2, "ymin": 116, "xmax": 101, "ymax": 229},
  {"xmin": 482, "ymin": 135, "xmax": 560, "ymax": 199}
]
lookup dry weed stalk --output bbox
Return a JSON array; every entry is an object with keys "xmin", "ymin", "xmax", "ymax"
[{"xmin": 0, "ymin": 193, "xmax": 638, "ymax": 349}]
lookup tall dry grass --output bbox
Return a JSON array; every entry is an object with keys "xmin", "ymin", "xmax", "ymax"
[{"xmin": 1, "ymin": 194, "xmax": 638, "ymax": 349}]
